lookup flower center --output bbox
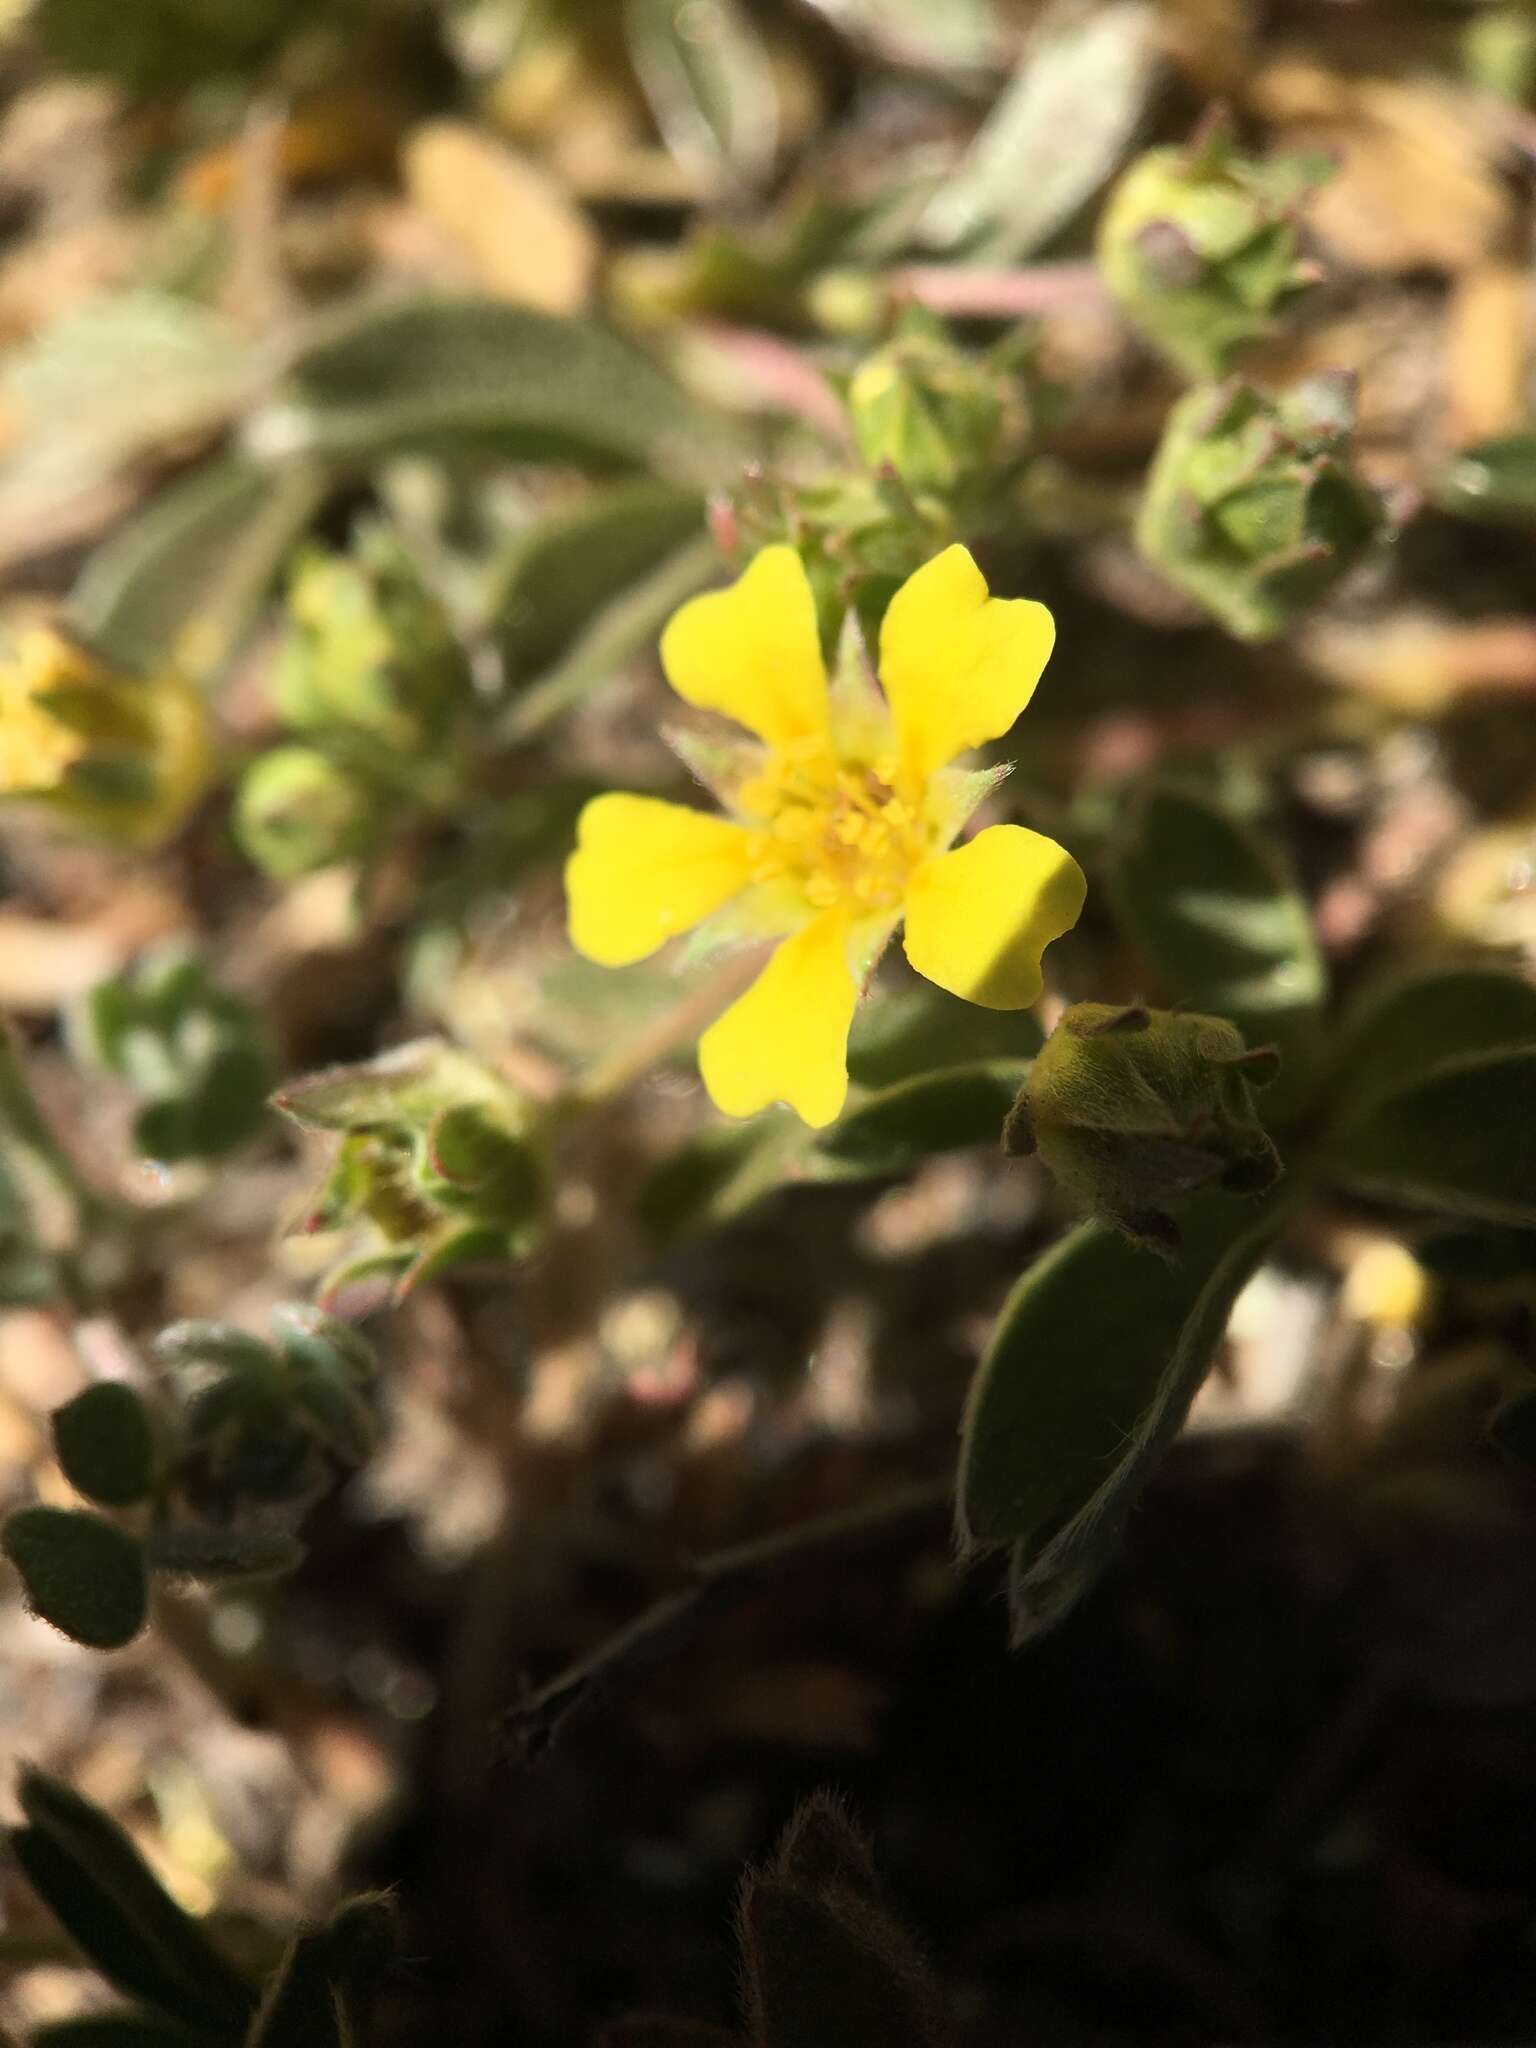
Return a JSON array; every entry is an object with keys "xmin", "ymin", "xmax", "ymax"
[{"xmin": 738, "ymin": 737, "xmax": 930, "ymax": 913}]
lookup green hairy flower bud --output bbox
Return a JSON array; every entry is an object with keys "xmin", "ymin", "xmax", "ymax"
[
  {"xmin": 846, "ymin": 307, "xmax": 1033, "ymax": 501},
  {"xmin": 276, "ymin": 528, "xmax": 473, "ymax": 766},
  {"xmin": 234, "ymin": 744, "xmax": 378, "ymax": 880},
  {"xmin": 1136, "ymin": 374, "xmax": 1388, "ymax": 641},
  {"xmin": 1097, "ymin": 112, "xmax": 1328, "ymax": 381},
  {"xmin": 1004, "ymin": 1002, "xmax": 1282, "ymax": 1256}
]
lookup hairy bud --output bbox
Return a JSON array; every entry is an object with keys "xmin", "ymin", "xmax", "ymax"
[
  {"xmin": 1136, "ymin": 375, "xmax": 1388, "ymax": 641},
  {"xmin": 1005, "ymin": 1002, "xmax": 1281, "ymax": 1255}
]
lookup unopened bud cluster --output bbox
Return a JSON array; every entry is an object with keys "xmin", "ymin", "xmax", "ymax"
[
  {"xmin": 1136, "ymin": 376, "xmax": 1387, "ymax": 641},
  {"xmin": 273, "ymin": 1038, "xmax": 550, "ymax": 1303},
  {"xmin": 1098, "ymin": 115, "xmax": 1328, "ymax": 382},
  {"xmin": 730, "ymin": 309, "xmax": 1048, "ymax": 636},
  {"xmin": 236, "ymin": 526, "xmax": 475, "ymax": 880}
]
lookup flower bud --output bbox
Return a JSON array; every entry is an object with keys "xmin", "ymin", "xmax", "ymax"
[
  {"xmin": 233, "ymin": 745, "xmax": 377, "ymax": 880},
  {"xmin": 0, "ymin": 624, "xmax": 212, "ymax": 847},
  {"xmin": 273, "ymin": 1038, "xmax": 551, "ymax": 1300},
  {"xmin": 1136, "ymin": 375, "xmax": 1387, "ymax": 641},
  {"xmin": 157, "ymin": 1307, "xmax": 381, "ymax": 1515},
  {"xmin": 847, "ymin": 309, "xmax": 1033, "ymax": 502},
  {"xmin": 276, "ymin": 527, "xmax": 472, "ymax": 766},
  {"xmin": 1004, "ymin": 1002, "xmax": 1281, "ymax": 1255},
  {"xmin": 1098, "ymin": 113, "xmax": 1327, "ymax": 381}
]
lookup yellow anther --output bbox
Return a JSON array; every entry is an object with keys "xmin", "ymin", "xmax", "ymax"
[{"xmin": 731, "ymin": 731, "xmax": 932, "ymax": 918}]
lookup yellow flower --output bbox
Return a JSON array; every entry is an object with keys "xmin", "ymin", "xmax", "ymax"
[
  {"xmin": 0, "ymin": 624, "xmax": 213, "ymax": 848},
  {"xmin": 565, "ymin": 544, "xmax": 1086, "ymax": 1128}
]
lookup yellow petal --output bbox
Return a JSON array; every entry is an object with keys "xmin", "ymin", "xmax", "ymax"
[
  {"xmin": 698, "ymin": 910, "xmax": 858, "ymax": 1127},
  {"xmin": 566, "ymin": 793, "xmax": 751, "ymax": 967},
  {"xmin": 879, "ymin": 545, "xmax": 1055, "ymax": 786},
  {"xmin": 660, "ymin": 545, "xmax": 829, "ymax": 747},
  {"xmin": 903, "ymin": 824, "xmax": 1085, "ymax": 1010}
]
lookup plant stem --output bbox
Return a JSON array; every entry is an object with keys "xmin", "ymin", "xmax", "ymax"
[
  {"xmin": 566, "ymin": 952, "xmax": 761, "ymax": 1110},
  {"xmin": 500, "ymin": 1476, "xmax": 951, "ymax": 1758}
]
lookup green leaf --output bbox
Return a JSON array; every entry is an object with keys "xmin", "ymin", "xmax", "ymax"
[
  {"xmin": 69, "ymin": 458, "xmax": 329, "ymax": 676},
  {"xmin": 808, "ymin": 0, "xmax": 1005, "ymax": 73},
  {"xmin": 152, "ymin": 1321, "xmax": 275, "ymax": 1379},
  {"xmin": 625, "ymin": 0, "xmax": 779, "ymax": 191},
  {"xmin": 1321, "ymin": 1044, "xmax": 1536, "ymax": 1227},
  {"xmin": 2, "ymin": 1508, "xmax": 147, "ymax": 1649},
  {"xmin": 262, "ymin": 295, "xmax": 742, "ymax": 483},
  {"xmin": 497, "ymin": 532, "xmax": 721, "ymax": 742},
  {"xmin": 1109, "ymin": 781, "xmax": 1326, "ymax": 1085},
  {"xmin": 271, "ymin": 1038, "xmax": 511, "ymax": 1136},
  {"xmin": 635, "ymin": 1115, "xmax": 813, "ymax": 1242},
  {"xmin": 919, "ymin": 0, "xmax": 1160, "ymax": 259},
  {"xmin": 51, "ymin": 1385, "xmax": 155, "ymax": 1507},
  {"xmin": 1003, "ymin": 1202, "xmax": 1279, "ymax": 1638},
  {"xmin": 815, "ymin": 1060, "xmax": 1030, "ymax": 1177},
  {"xmin": 958, "ymin": 1193, "xmax": 1281, "ymax": 1564},
  {"xmin": 146, "ymin": 1525, "xmax": 305, "ymax": 1580},
  {"xmin": 0, "ymin": 293, "xmax": 258, "ymax": 558},
  {"xmin": 1434, "ymin": 431, "xmax": 1536, "ymax": 527},
  {"xmin": 491, "ymin": 479, "xmax": 704, "ymax": 679},
  {"xmin": 846, "ymin": 977, "xmax": 1042, "ymax": 1090},
  {"xmin": 12, "ymin": 1769, "xmax": 255, "ymax": 2033},
  {"xmin": 1327, "ymin": 966, "xmax": 1536, "ymax": 1099}
]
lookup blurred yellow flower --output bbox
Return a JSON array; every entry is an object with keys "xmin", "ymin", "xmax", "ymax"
[
  {"xmin": 566, "ymin": 545, "xmax": 1085, "ymax": 1128},
  {"xmin": 0, "ymin": 625, "xmax": 213, "ymax": 848}
]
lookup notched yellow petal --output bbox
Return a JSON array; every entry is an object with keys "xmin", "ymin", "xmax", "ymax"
[
  {"xmin": 566, "ymin": 792, "xmax": 751, "ymax": 967},
  {"xmin": 903, "ymin": 823, "xmax": 1085, "ymax": 1010},
  {"xmin": 698, "ymin": 910, "xmax": 858, "ymax": 1127},
  {"xmin": 660, "ymin": 545, "xmax": 829, "ymax": 748},
  {"xmin": 879, "ymin": 544, "xmax": 1055, "ymax": 787}
]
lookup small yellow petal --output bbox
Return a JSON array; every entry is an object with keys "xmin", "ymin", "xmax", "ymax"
[
  {"xmin": 660, "ymin": 546, "xmax": 829, "ymax": 747},
  {"xmin": 698, "ymin": 911, "xmax": 858, "ymax": 1127},
  {"xmin": 903, "ymin": 823, "xmax": 1085, "ymax": 1010},
  {"xmin": 879, "ymin": 545, "xmax": 1055, "ymax": 786},
  {"xmin": 566, "ymin": 793, "xmax": 751, "ymax": 967}
]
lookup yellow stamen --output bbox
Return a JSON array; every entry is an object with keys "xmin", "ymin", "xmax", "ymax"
[{"xmin": 733, "ymin": 738, "xmax": 932, "ymax": 916}]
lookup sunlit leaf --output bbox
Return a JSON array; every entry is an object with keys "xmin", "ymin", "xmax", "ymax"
[
  {"xmin": 625, "ymin": 0, "xmax": 779, "ymax": 192},
  {"xmin": 491, "ymin": 479, "xmax": 704, "ymax": 679},
  {"xmin": 71, "ymin": 457, "xmax": 329, "ymax": 675},
  {"xmin": 256, "ymin": 295, "xmax": 743, "ymax": 482},
  {"xmin": 920, "ymin": 0, "xmax": 1159, "ymax": 258}
]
